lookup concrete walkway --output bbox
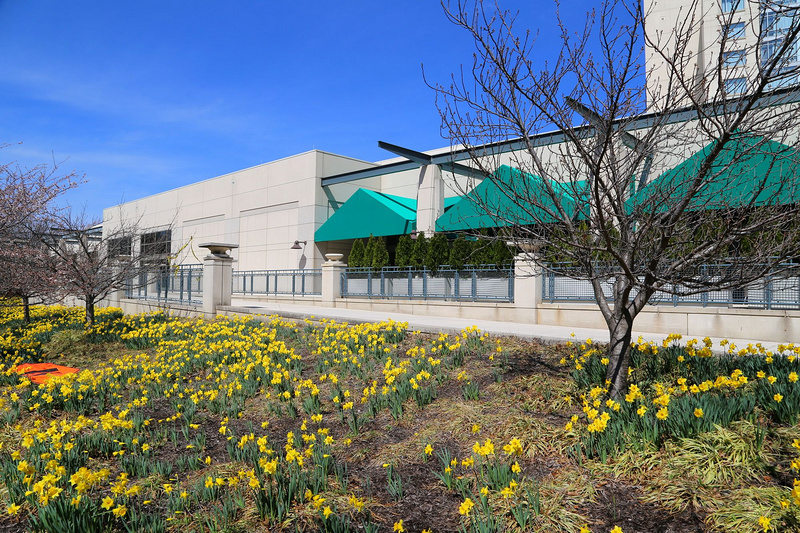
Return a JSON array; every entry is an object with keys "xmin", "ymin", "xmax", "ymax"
[{"xmin": 226, "ymin": 298, "xmax": 788, "ymax": 353}]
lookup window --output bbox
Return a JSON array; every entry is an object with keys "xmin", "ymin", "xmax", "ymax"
[
  {"xmin": 766, "ymin": 68, "xmax": 800, "ymax": 90},
  {"xmin": 721, "ymin": 0, "xmax": 742, "ymax": 13},
  {"xmin": 107, "ymin": 236, "xmax": 132, "ymax": 258},
  {"xmin": 140, "ymin": 230, "xmax": 171, "ymax": 257},
  {"xmin": 761, "ymin": 8, "xmax": 797, "ymax": 39},
  {"xmin": 723, "ymin": 49, "xmax": 747, "ymax": 67},
  {"xmin": 724, "ymin": 76, "xmax": 748, "ymax": 93},
  {"xmin": 724, "ymin": 21, "xmax": 747, "ymax": 39},
  {"xmin": 761, "ymin": 36, "xmax": 800, "ymax": 68}
]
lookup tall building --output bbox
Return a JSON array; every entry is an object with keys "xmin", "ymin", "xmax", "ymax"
[{"xmin": 644, "ymin": 0, "xmax": 799, "ymax": 108}]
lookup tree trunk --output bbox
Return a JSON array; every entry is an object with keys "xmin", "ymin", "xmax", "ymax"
[
  {"xmin": 22, "ymin": 295, "xmax": 30, "ymax": 324},
  {"xmin": 605, "ymin": 309, "xmax": 635, "ymax": 399},
  {"xmin": 85, "ymin": 300, "xmax": 95, "ymax": 327}
]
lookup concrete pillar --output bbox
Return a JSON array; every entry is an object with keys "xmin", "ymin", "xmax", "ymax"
[
  {"xmin": 200, "ymin": 243, "xmax": 238, "ymax": 320},
  {"xmin": 322, "ymin": 253, "xmax": 346, "ymax": 304},
  {"xmin": 514, "ymin": 252, "xmax": 543, "ymax": 323},
  {"xmin": 108, "ymin": 257, "xmax": 131, "ymax": 308},
  {"xmin": 416, "ymin": 164, "xmax": 444, "ymax": 236}
]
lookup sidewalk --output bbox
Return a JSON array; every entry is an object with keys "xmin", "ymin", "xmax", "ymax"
[{"xmin": 226, "ymin": 298, "xmax": 787, "ymax": 353}]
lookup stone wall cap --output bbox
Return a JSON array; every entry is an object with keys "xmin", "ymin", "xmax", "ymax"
[{"xmin": 199, "ymin": 243, "xmax": 239, "ymax": 255}]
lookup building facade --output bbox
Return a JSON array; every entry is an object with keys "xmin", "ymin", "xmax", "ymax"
[{"xmin": 644, "ymin": 0, "xmax": 800, "ymax": 108}]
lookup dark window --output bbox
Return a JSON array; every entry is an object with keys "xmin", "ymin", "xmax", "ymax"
[
  {"xmin": 107, "ymin": 236, "xmax": 132, "ymax": 258},
  {"xmin": 140, "ymin": 230, "xmax": 171, "ymax": 257}
]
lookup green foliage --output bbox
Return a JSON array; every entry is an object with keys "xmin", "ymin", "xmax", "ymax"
[
  {"xmin": 469, "ymin": 239, "xmax": 492, "ymax": 266},
  {"xmin": 449, "ymin": 236, "xmax": 473, "ymax": 270},
  {"xmin": 395, "ymin": 234, "xmax": 414, "ymax": 268},
  {"xmin": 385, "ymin": 463, "xmax": 403, "ymax": 501},
  {"xmin": 348, "ymin": 239, "xmax": 365, "ymax": 268},
  {"xmin": 426, "ymin": 233, "xmax": 450, "ymax": 274},
  {"xmin": 487, "ymin": 239, "xmax": 514, "ymax": 267},
  {"xmin": 411, "ymin": 233, "xmax": 428, "ymax": 269},
  {"xmin": 567, "ymin": 339, "xmax": 800, "ymax": 460},
  {"xmin": 364, "ymin": 236, "xmax": 376, "ymax": 269},
  {"xmin": 371, "ymin": 237, "xmax": 390, "ymax": 270}
]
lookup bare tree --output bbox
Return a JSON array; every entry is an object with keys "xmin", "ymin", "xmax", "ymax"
[
  {"xmin": 431, "ymin": 0, "xmax": 800, "ymax": 396},
  {"xmin": 40, "ymin": 210, "xmax": 161, "ymax": 327}
]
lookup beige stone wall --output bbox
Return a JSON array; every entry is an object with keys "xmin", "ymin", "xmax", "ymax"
[
  {"xmin": 214, "ymin": 294, "xmax": 800, "ymax": 343},
  {"xmin": 103, "ymin": 151, "xmax": 376, "ymax": 271},
  {"xmin": 644, "ymin": 0, "xmax": 764, "ymax": 109}
]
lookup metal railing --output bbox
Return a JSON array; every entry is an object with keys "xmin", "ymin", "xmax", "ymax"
[
  {"xmin": 125, "ymin": 265, "xmax": 203, "ymax": 304},
  {"xmin": 232, "ymin": 269, "xmax": 322, "ymax": 296},
  {"xmin": 342, "ymin": 266, "xmax": 514, "ymax": 302},
  {"xmin": 541, "ymin": 262, "xmax": 800, "ymax": 309}
]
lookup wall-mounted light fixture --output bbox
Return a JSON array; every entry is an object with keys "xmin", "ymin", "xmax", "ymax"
[{"xmin": 290, "ymin": 240, "xmax": 307, "ymax": 250}]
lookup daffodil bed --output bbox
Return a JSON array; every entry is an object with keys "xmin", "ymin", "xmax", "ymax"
[{"xmin": 0, "ymin": 304, "xmax": 798, "ymax": 532}]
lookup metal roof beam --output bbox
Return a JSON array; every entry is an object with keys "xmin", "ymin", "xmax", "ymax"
[
  {"xmin": 321, "ymin": 87, "xmax": 800, "ymax": 187},
  {"xmin": 377, "ymin": 141, "xmax": 433, "ymax": 165}
]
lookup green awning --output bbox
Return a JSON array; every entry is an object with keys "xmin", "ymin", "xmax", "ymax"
[
  {"xmin": 634, "ymin": 135, "xmax": 800, "ymax": 211},
  {"xmin": 315, "ymin": 189, "xmax": 463, "ymax": 242},
  {"xmin": 436, "ymin": 165, "xmax": 582, "ymax": 231}
]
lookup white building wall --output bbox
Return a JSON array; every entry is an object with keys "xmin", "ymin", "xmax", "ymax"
[
  {"xmin": 644, "ymin": 0, "xmax": 777, "ymax": 109},
  {"xmin": 103, "ymin": 150, "xmax": 375, "ymax": 271}
]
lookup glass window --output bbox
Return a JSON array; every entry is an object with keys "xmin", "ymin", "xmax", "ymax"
[
  {"xmin": 721, "ymin": 0, "xmax": 742, "ymax": 13},
  {"xmin": 107, "ymin": 236, "xmax": 132, "ymax": 258},
  {"xmin": 766, "ymin": 68, "xmax": 800, "ymax": 90},
  {"xmin": 724, "ymin": 21, "xmax": 747, "ymax": 39},
  {"xmin": 723, "ymin": 49, "xmax": 747, "ymax": 67},
  {"xmin": 761, "ymin": 38, "xmax": 799, "ymax": 66},
  {"xmin": 762, "ymin": 10, "xmax": 795, "ymax": 38},
  {"xmin": 724, "ymin": 77, "xmax": 747, "ymax": 93},
  {"xmin": 140, "ymin": 230, "xmax": 171, "ymax": 257}
]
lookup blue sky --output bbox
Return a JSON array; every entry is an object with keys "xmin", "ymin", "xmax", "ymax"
[{"xmin": 0, "ymin": 1, "xmax": 597, "ymax": 218}]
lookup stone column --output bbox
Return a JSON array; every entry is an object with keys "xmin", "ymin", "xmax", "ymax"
[
  {"xmin": 108, "ymin": 256, "xmax": 131, "ymax": 308},
  {"xmin": 321, "ymin": 253, "xmax": 346, "ymax": 305},
  {"xmin": 200, "ymin": 243, "xmax": 238, "ymax": 320},
  {"xmin": 514, "ymin": 251, "xmax": 543, "ymax": 323},
  {"xmin": 415, "ymin": 164, "xmax": 444, "ymax": 236}
]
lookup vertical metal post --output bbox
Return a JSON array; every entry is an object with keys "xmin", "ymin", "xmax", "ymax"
[
  {"xmin": 180, "ymin": 269, "xmax": 185, "ymax": 302},
  {"xmin": 471, "ymin": 269, "xmax": 477, "ymax": 301},
  {"xmin": 423, "ymin": 268, "xmax": 428, "ymax": 300},
  {"xmin": 380, "ymin": 268, "xmax": 385, "ymax": 299},
  {"xmin": 509, "ymin": 267, "xmax": 515, "ymax": 302},
  {"xmin": 408, "ymin": 268, "xmax": 413, "ymax": 298},
  {"xmin": 766, "ymin": 275, "xmax": 773, "ymax": 310},
  {"xmin": 454, "ymin": 270, "xmax": 460, "ymax": 302},
  {"xmin": 701, "ymin": 265, "xmax": 708, "ymax": 308},
  {"xmin": 292, "ymin": 272, "xmax": 296, "ymax": 295}
]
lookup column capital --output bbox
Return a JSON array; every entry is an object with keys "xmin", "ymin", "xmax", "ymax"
[{"xmin": 199, "ymin": 242, "xmax": 238, "ymax": 260}]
